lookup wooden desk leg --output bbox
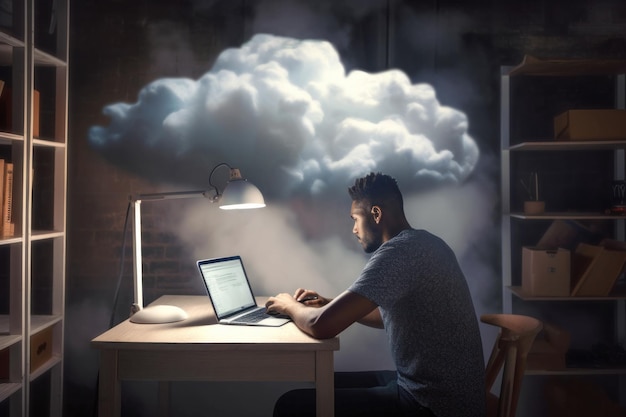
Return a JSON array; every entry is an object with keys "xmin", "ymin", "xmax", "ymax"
[
  {"xmin": 315, "ymin": 351, "xmax": 334, "ymax": 417},
  {"xmin": 98, "ymin": 350, "xmax": 121, "ymax": 417}
]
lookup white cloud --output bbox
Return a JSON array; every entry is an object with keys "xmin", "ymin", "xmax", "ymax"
[{"xmin": 89, "ymin": 33, "xmax": 479, "ymax": 198}]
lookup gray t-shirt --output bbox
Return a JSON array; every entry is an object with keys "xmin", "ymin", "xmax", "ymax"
[{"xmin": 349, "ymin": 228, "xmax": 485, "ymax": 417}]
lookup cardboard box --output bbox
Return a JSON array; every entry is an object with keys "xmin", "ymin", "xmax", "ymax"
[
  {"xmin": 554, "ymin": 109, "xmax": 626, "ymax": 141},
  {"xmin": 527, "ymin": 322, "xmax": 570, "ymax": 371},
  {"xmin": 522, "ymin": 247, "xmax": 571, "ymax": 296},
  {"xmin": 536, "ymin": 220, "xmax": 602, "ymax": 251},
  {"xmin": 30, "ymin": 326, "xmax": 53, "ymax": 373},
  {"xmin": 0, "ymin": 326, "xmax": 53, "ymax": 380},
  {"xmin": 571, "ymin": 242, "xmax": 626, "ymax": 296},
  {"xmin": 527, "ymin": 339, "xmax": 567, "ymax": 370}
]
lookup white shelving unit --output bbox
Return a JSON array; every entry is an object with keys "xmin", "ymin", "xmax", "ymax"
[
  {"xmin": 500, "ymin": 56, "xmax": 626, "ymax": 410},
  {"xmin": 0, "ymin": 0, "xmax": 68, "ymax": 416}
]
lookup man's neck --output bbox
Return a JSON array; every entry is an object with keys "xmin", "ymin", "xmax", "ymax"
[{"xmin": 382, "ymin": 219, "xmax": 412, "ymax": 243}]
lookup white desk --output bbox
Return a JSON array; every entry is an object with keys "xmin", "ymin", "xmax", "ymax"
[{"xmin": 91, "ymin": 295, "xmax": 339, "ymax": 417}]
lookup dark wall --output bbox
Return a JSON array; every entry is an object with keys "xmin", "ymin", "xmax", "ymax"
[{"xmin": 65, "ymin": 1, "xmax": 626, "ymax": 416}]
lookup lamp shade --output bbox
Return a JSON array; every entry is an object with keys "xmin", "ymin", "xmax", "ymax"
[{"xmin": 219, "ymin": 179, "xmax": 266, "ymax": 210}]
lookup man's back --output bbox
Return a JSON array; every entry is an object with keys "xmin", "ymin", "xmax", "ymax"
[{"xmin": 349, "ymin": 228, "xmax": 486, "ymax": 417}]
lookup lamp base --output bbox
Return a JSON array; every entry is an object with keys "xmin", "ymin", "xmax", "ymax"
[{"xmin": 130, "ymin": 304, "xmax": 189, "ymax": 324}]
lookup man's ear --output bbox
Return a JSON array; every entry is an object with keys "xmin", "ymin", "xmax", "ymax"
[{"xmin": 371, "ymin": 206, "xmax": 382, "ymax": 224}]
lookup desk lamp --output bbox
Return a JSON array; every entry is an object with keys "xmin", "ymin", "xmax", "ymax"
[{"xmin": 129, "ymin": 163, "xmax": 265, "ymax": 324}]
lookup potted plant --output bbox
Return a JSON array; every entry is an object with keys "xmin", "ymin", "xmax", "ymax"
[{"xmin": 521, "ymin": 171, "xmax": 545, "ymax": 214}]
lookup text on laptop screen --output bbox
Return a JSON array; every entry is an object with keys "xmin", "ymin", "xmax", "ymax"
[{"xmin": 199, "ymin": 258, "xmax": 256, "ymax": 317}]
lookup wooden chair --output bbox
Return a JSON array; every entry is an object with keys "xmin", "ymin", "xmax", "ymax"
[{"xmin": 481, "ymin": 314, "xmax": 543, "ymax": 417}]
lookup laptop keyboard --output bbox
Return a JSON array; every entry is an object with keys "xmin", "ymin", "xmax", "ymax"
[{"xmin": 236, "ymin": 308, "xmax": 270, "ymax": 323}]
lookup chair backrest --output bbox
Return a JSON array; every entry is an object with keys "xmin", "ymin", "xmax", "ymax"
[{"xmin": 481, "ymin": 314, "xmax": 543, "ymax": 417}]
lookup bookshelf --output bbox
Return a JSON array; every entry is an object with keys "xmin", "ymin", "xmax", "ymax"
[
  {"xmin": 501, "ymin": 56, "xmax": 626, "ymax": 413},
  {"xmin": 0, "ymin": 0, "xmax": 68, "ymax": 416}
]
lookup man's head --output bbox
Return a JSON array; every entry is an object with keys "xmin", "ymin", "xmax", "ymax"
[{"xmin": 348, "ymin": 172, "xmax": 407, "ymax": 253}]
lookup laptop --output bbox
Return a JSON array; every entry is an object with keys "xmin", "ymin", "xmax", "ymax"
[{"xmin": 197, "ymin": 255, "xmax": 291, "ymax": 327}]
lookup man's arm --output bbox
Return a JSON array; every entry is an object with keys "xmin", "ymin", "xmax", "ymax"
[
  {"xmin": 266, "ymin": 290, "xmax": 380, "ymax": 339},
  {"xmin": 357, "ymin": 306, "xmax": 383, "ymax": 328}
]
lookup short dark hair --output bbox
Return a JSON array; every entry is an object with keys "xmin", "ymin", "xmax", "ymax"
[{"xmin": 348, "ymin": 172, "xmax": 404, "ymax": 209}]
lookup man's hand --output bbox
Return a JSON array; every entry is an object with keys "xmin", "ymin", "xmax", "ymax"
[
  {"xmin": 293, "ymin": 288, "xmax": 331, "ymax": 307},
  {"xmin": 265, "ymin": 293, "xmax": 299, "ymax": 316},
  {"xmin": 266, "ymin": 290, "xmax": 380, "ymax": 339}
]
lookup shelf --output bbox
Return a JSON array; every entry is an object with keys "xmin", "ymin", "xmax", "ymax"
[
  {"xmin": 0, "ymin": 132, "xmax": 25, "ymax": 144},
  {"xmin": 0, "ymin": 334, "xmax": 22, "ymax": 351},
  {"xmin": 507, "ymin": 140, "xmax": 626, "ymax": 151},
  {"xmin": 1, "ymin": 316, "xmax": 61, "ymax": 344},
  {"xmin": 33, "ymin": 49, "xmax": 67, "ymax": 68},
  {"xmin": 0, "ymin": 235, "xmax": 23, "ymax": 246},
  {"xmin": 31, "ymin": 231, "xmax": 65, "ymax": 241},
  {"xmin": 33, "ymin": 138, "xmax": 67, "ymax": 148},
  {"xmin": 526, "ymin": 367, "xmax": 626, "ymax": 376},
  {"xmin": 507, "ymin": 55, "xmax": 626, "ymax": 77},
  {"xmin": 0, "ymin": 40, "xmax": 23, "ymax": 66},
  {"xmin": 30, "ymin": 316, "xmax": 63, "ymax": 335},
  {"xmin": 508, "ymin": 212, "xmax": 625, "ymax": 220},
  {"xmin": 0, "ymin": 231, "xmax": 65, "ymax": 245},
  {"xmin": 29, "ymin": 354, "xmax": 62, "ymax": 381},
  {"xmin": 0, "ymin": 32, "xmax": 24, "ymax": 48},
  {"xmin": 0, "ymin": 383, "xmax": 22, "ymax": 403},
  {"xmin": 0, "ymin": 38, "xmax": 67, "ymax": 68},
  {"xmin": 509, "ymin": 286, "xmax": 626, "ymax": 301}
]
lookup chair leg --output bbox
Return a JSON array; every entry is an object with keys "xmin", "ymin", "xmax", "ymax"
[
  {"xmin": 485, "ymin": 340, "xmax": 505, "ymax": 392},
  {"xmin": 510, "ymin": 354, "xmax": 529, "ymax": 417},
  {"xmin": 499, "ymin": 344, "xmax": 518, "ymax": 417}
]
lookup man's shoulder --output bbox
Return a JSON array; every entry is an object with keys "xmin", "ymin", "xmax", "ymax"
[{"xmin": 386, "ymin": 228, "xmax": 439, "ymax": 249}]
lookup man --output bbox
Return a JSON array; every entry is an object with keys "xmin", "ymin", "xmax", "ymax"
[{"xmin": 266, "ymin": 172, "xmax": 485, "ymax": 417}]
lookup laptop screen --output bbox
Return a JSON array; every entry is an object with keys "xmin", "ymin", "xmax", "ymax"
[{"xmin": 198, "ymin": 256, "xmax": 257, "ymax": 318}]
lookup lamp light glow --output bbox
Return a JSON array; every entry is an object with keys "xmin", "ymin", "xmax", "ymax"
[{"xmin": 129, "ymin": 163, "xmax": 264, "ymax": 324}]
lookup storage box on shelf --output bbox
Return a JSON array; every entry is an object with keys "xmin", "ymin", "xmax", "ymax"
[
  {"xmin": 501, "ymin": 55, "xmax": 626, "ymax": 414},
  {"xmin": 554, "ymin": 109, "xmax": 626, "ymax": 141},
  {"xmin": 520, "ymin": 241, "xmax": 626, "ymax": 298},
  {"xmin": 522, "ymin": 247, "xmax": 571, "ymax": 297},
  {"xmin": 0, "ymin": 324, "xmax": 55, "ymax": 380},
  {"xmin": 571, "ymin": 242, "xmax": 626, "ymax": 297},
  {"xmin": 528, "ymin": 322, "xmax": 571, "ymax": 371}
]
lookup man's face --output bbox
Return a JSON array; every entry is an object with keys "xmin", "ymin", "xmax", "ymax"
[{"xmin": 350, "ymin": 200, "xmax": 382, "ymax": 253}]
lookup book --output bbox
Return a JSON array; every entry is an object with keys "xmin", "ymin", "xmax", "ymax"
[{"xmin": 1, "ymin": 161, "xmax": 14, "ymax": 237}]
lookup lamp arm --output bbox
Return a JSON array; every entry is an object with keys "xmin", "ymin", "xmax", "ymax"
[
  {"xmin": 130, "ymin": 188, "xmax": 216, "ymax": 314},
  {"xmin": 130, "ymin": 189, "xmax": 216, "ymax": 203}
]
